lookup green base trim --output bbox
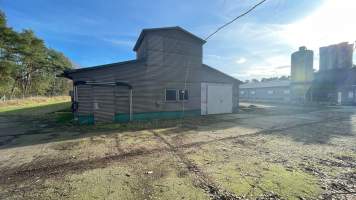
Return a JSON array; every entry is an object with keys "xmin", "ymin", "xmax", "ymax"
[
  {"xmin": 114, "ymin": 110, "xmax": 201, "ymax": 123},
  {"xmin": 75, "ymin": 114, "xmax": 95, "ymax": 125}
]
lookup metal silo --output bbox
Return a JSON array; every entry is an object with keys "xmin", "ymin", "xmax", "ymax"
[{"xmin": 291, "ymin": 46, "xmax": 314, "ymax": 102}]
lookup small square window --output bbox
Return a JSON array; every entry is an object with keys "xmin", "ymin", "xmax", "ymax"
[
  {"xmin": 165, "ymin": 89, "xmax": 177, "ymax": 101},
  {"xmin": 179, "ymin": 89, "xmax": 189, "ymax": 101},
  {"xmin": 348, "ymin": 91, "xmax": 353, "ymax": 98}
]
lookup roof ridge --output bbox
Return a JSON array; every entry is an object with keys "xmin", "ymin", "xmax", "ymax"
[{"xmin": 133, "ymin": 26, "xmax": 206, "ymax": 51}]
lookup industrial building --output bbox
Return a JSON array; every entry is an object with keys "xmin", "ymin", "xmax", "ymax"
[
  {"xmin": 312, "ymin": 42, "xmax": 356, "ymax": 105},
  {"xmin": 240, "ymin": 46, "xmax": 314, "ymax": 103},
  {"xmin": 64, "ymin": 26, "xmax": 242, "ymax": 123},
  {"xmin": 240, "ymin": 42, "xmax": 355, "ymax": 105},
  {"xmin": 239, "ymin": 80, "xmax": 291, "ymax": 102}
]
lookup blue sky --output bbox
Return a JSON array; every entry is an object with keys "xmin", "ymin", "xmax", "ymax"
[{"xmin": 2, "ymin": 0, "xmax": 355, "ymax": 80}]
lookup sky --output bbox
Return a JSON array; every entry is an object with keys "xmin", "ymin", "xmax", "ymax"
[{"xmin": 1, "ymin": 0, "xmax": 356, "ymax": 81}]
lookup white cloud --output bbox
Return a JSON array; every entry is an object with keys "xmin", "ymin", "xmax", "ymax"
[
  {"xmin": 280, "ymin": 0, "xmax": 356, "ymax": 50},
  {"xmin": 205, "ymin": 0, "xmax": 356, "ymax": 81},
  {"xmin": 103, "ymin": 38, "xmax": 135, "ymax": 47},
  {"xmin": 236, "ymin": 57, "xmax": 247, "ymax": 64}
]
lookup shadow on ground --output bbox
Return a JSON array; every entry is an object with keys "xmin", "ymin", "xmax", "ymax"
[{"xmin": 0, "ymin": 102, "xmax": 355, "ymax": 150}]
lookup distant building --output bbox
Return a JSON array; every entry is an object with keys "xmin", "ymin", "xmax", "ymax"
[
  {"xmin": 240, "ymin": 42, "xmax": 356, "ymax": 105},
  {"xmin": 240, "ymin": 80, "xmax": 291, "ymax": 102},
  {"xmin": 312, "ymin": 42, "xmax": 355, "ymax": 105},
  {"xmin": 311, "ymin": 68, "xmax": 356, "ymax": 105}
]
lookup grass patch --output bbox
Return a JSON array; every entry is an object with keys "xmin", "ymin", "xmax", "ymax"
[
  {"xmin": 4, "ymin": 153, "xmax": 209, "ymax": 200},
  {"xmin": 55, "ymin": 111, "xmax": 74, "ymax": 124},
  {"xmin": 186, "ymin": 140, "xmax": 323, "ymax": 199},
  {"xmin": 0, "ymin": 96, "xmax": 70, "ymax": 116}
]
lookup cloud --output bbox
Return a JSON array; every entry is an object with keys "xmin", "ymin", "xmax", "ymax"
[
  {"xmin": 103, "ymin": 38, "xmax": 135, "ymax": 47},
  {"xmin": 236, "ymin": 57, "xmax": 247, "ymax": 64},
  {"xmin": 275, "ymin": 65, "xmax": 290, "ymax": 70},
  {"xmin": 279, "ymin": 0, "xmax": 356, "ymax": 50},
  {"xmin": 204, "ymin": 0, "xmax": 356, "ymax": 81}
]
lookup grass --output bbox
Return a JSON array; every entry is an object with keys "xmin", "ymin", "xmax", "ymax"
[
  {"xmin": 185, "ymin": 135, "xmax": 325, "ymax": 199},
  {"xmin": 0, "ymin": 96, "xmax": 70, "ymax": 115}
]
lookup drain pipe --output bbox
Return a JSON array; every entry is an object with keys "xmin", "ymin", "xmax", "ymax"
[{"xmin": 129, "ymin": 89, "xmax": 133, "ymax": 121}]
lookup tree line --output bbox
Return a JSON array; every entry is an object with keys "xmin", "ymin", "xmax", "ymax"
[
  {"xmin": 0, "ymin": 11, "xmax": 72, "ymax": 99},
  {"xmin": 244, "ymin": 75, "xmax": 290, "ymax": 83}
]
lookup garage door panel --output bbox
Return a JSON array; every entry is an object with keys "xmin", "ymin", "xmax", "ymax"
[{"xmin": 201, "ymin": 83, "xmax": 233, "ymax": 115}]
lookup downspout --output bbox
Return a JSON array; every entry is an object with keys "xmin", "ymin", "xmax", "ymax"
[{"xmin": 129, "ymin": 89, "xmax": 133, "ymax": 121}]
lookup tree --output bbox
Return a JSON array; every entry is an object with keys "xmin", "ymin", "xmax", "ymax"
[
  {"xmin": 0, "ymin": 10, "xmax": 73, "ymax": 98},
  {"xmin": 0, "ymin": 11, "xmax": 21, "ymax": 97}
]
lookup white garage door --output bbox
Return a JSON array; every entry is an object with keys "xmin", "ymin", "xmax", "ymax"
[{"xmin": 201, "ymin": 83, "xmax": 233, "ymax": 115}]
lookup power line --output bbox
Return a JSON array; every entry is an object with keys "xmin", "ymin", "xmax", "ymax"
[{"xmin": 205, "ymin": 0, "xmax": 267, "ymax": 41}]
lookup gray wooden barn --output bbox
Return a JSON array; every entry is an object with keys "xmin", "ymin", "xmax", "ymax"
[{"xmin": 63, "ymin": 26, "xmax": 242, "ymax": 123}]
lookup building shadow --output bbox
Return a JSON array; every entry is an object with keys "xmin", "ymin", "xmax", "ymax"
[{"xmin": 0, "ymin": 102, "xmax": 355, "ymax": 150}]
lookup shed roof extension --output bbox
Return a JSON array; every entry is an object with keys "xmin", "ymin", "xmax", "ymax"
[
  {"xmin": 202, "ymin": 64, "xmax": 242, "ymax": 84},
  {"xmin": 62, "ymin": 59, "xmax": 142, "ymax": 79}
]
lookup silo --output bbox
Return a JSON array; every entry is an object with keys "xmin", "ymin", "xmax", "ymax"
[
  {"xmin": 291, "ymin": 46, "xmax": 314, "ymax": 102},
  {"xmin": 319, "ymin": 42, "xmax": 354, "ymax": 71}
]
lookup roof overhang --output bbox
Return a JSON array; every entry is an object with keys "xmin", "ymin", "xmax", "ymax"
[{"xmin": 62, "ymin": 59, "xmax": 141, "ymax": 79}]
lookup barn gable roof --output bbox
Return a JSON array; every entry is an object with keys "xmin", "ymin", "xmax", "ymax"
[{"xmin": 133, "ymin": 26, "xmax": 206, "ymax": 51}]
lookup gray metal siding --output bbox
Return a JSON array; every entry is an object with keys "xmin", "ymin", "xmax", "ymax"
[
  {"xmin": 77, "ymin": 84, "xmax": 93, "ymax": 115},
  {"xmin": 93, "ymin": 86, "xmax": 115, "ymax": 122}
]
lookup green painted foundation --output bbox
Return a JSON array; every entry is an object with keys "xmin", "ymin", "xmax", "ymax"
[
  {"xmin": 114, "ymin": 110, "xmax": 201, "ymax": 123},
  {"xmin": 76, "ymin": 114, "xmax": 95, "ymax": 125}
]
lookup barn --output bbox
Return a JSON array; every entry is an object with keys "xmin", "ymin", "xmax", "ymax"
[{"xmin": 63, "ymin": 26, "xmax": 242, "ymax": 123}]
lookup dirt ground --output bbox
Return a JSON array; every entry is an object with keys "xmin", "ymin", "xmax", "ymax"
[{"xmin": 0, "ymin": 102, "xmax": 355, "ymax": 200}]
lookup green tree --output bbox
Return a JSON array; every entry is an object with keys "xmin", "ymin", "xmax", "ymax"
[{"xmin": 0, "ymin": 10, "xmax": 73, "ymax": 98}]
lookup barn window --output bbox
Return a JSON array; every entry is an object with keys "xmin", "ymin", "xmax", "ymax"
[
  {"xmin": 165, "ymin": 89, "xmax": 177, "ymax": 101},
  {"xmin": 348, "ymin": 91, "xmax": 353, "ymax": 98},
  {"xmin": 178, "ymin": 89, "xmax": 189, "ymax": 101}
]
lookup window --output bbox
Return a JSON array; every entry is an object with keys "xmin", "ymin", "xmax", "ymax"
[
  {"xmin": 165, "ymin": 89, "xmax": 177, "ymax": 101},
  {"xmin": 284, "ymin": 90, "xmax": 290, "ymax": 94},
  {"xmin": 240, "ymin": 91, "xmax": 245, "ymax": 95},
  {"xmin": 268, "ymin": 90, "xmax": 274, "ymax": 95},
  {"xmin": 178, "ymin": 89, "xmax": 189, "ymax": 101},
  {"xmin": 348, "ymin": 91, "xmax": 353, "ymax": 99},
  {"xmin": 250, "ymin": 91, "xmax": 255, "ymax": 95}
]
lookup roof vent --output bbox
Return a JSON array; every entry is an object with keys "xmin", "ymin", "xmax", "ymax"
[{"xmin": 299, "ymin": 46, "xmax": 307, "ymax": 51}]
